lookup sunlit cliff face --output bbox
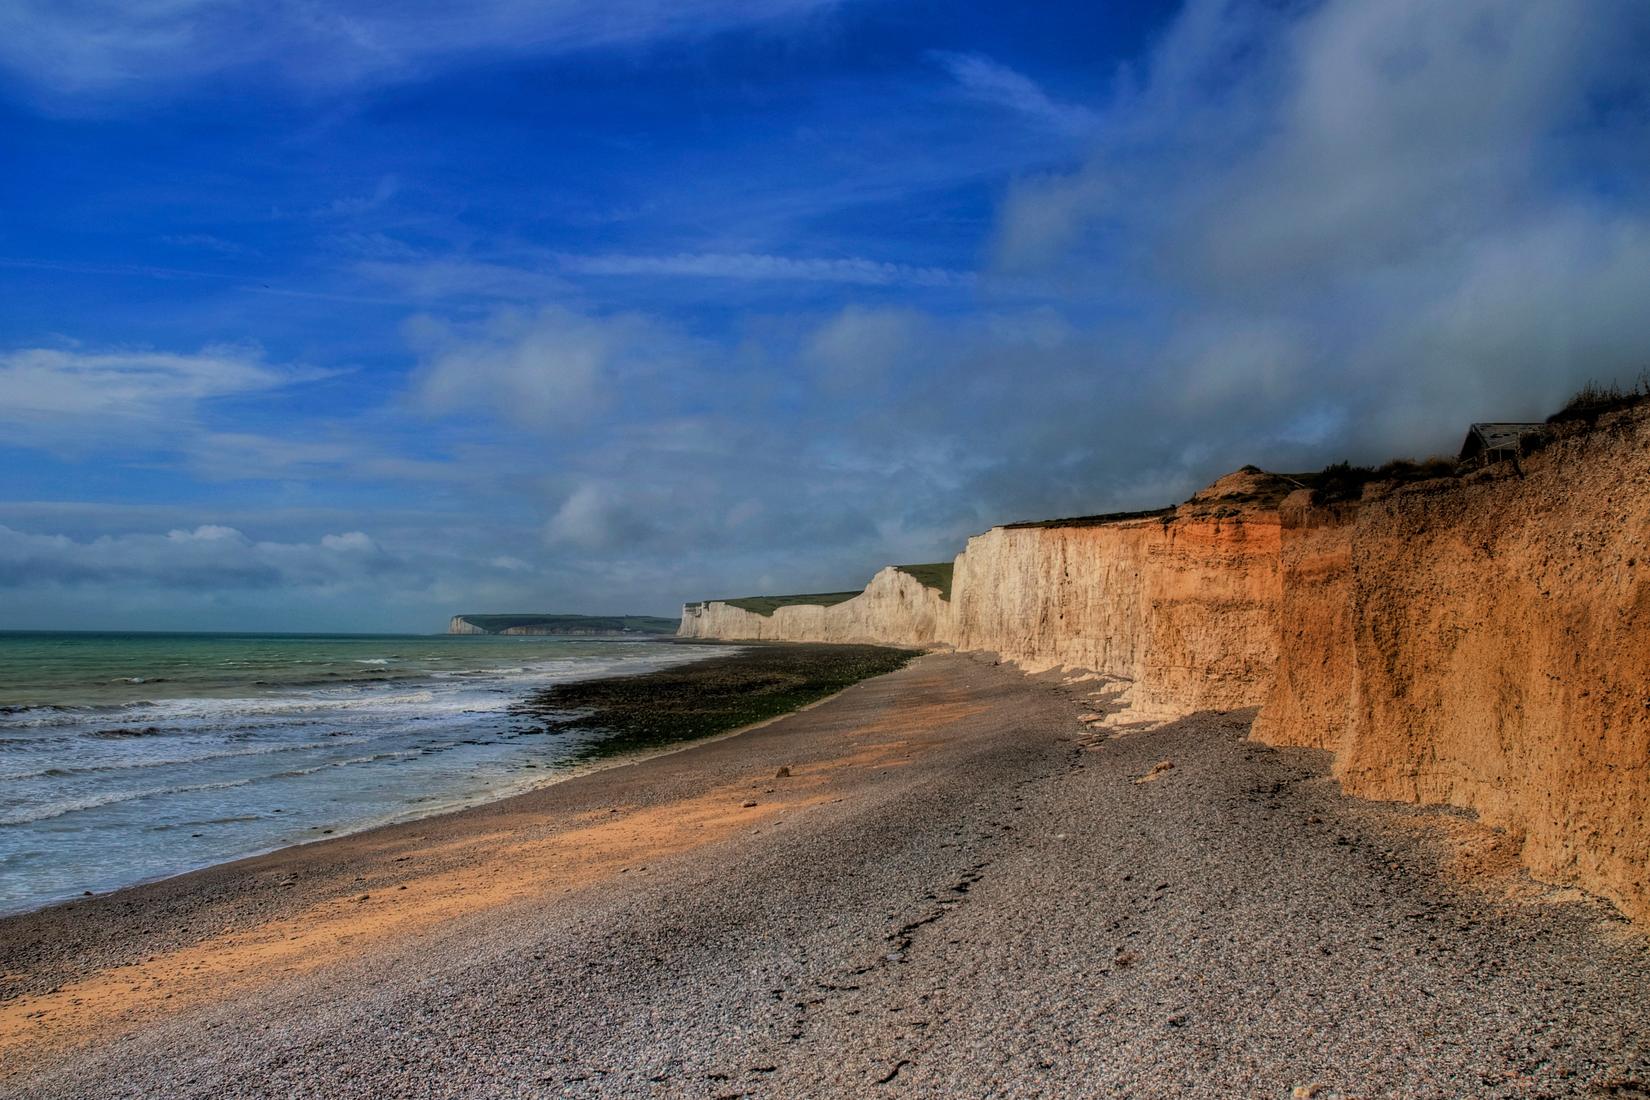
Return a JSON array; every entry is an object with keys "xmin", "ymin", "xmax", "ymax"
[{"xmin": 683, "ymin": 405, "xmax": 1650, "ymax": 924}]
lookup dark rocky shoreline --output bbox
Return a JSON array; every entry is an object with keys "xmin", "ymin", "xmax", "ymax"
[{"xmin": 515, "ymin": 641, "xmax": 919, "ymax": 761}]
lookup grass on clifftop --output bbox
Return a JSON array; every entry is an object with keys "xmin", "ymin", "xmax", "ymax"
[
  {"xmin": 895, "ymin": 562, "xmax": 954, "ymax": 600},
  {"xmin": 1002, "ymin": 506, "xmax": 1178, "ymax": 530},
  {"xmin": 513, "ymin": 643, "xmax": 919, "ymax": 760},
  {"xmin": 718, "ymin": 592, "xmax": 862, "ymax": 617},
  {"xmin": 1548, "ymin": 375, "xmax": 1650, "ymax": 426},
  {"xmin": 456, "ymin": 614, "xmax": 680, "ymax": 634}
]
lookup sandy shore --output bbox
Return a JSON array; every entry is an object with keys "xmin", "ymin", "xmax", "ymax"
[{"xmin": 3, "ymin": 652, "xmax": 1649, "ymax": 1098}]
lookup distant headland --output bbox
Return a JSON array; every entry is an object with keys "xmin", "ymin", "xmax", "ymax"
[{"xmin": 446, "ymin": 613, "xmax": 680, "ymax": 636}]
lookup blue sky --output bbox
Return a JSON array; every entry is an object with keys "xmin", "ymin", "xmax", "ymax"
[{"xmin": 3, "ymin": 0, "xmax": 1649, "ymax": 631}]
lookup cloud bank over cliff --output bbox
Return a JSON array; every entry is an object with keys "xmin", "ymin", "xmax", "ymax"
[{"xmin": 4, "ymin": 0, "xmax": 1649, "ymax": 629}]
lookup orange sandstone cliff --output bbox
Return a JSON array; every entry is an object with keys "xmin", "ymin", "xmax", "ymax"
[
  {"xmin": 682, "ymin": 406, "xmax": 1650, "ymax": 922},
  {"xmin": 1253, "ymin": 407, "xmax": 1650, "ymax": 922},
  {"xmin": 946, "ymin": 469, "xmax": 1285, "ymax": 716}
]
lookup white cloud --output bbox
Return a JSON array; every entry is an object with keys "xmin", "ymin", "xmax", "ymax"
[
  {"xmin": 0, "ymin": 346, "xmax": 289, "ymax": 451},
  {"xmin": 931, "ymin": 51, "xmax": 1097, "ymax": 135},
  {"xmin": 543, "ymin": 484, "xmax": 622, "ymax": 550},
  {"xmin": 989, "ymin": 0, "xmax": 1650, "ymax": 457},
  {"xmin": 0, "ymin": 0, "xmax": 850, "ymax": 101},
  {"xmin": 557, "ymin": 251, "xmax": 974, "ymax": 289},
  {"xmin": 321, "ymin": 531, "xmax": 375, "ymax": 551},
  {"xmin": 168, "ymin": 524, "xmax": 245, "ymax": 543},
  {"xmin": 803, "ymin": 305, "xmax": 926, "ymax": 391},
  {"xmin": 0, "ymin": 522, "xmax": 394, "ymax": 591},
  {"xmin": 488, "ymin": 555, "xmax": 532, "ymax": 572},
  {"xmin": 408, "ymin": 305, "xmax": 691, "ymax": 428}
]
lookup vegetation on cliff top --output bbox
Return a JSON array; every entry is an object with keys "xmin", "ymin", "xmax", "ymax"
[
  {"xmin": 1309, "ymin": 458, "xmax": 1460, "ymax": 506},
  {"xmin": 1309, "ymin": 380, "xmax": 1650, "ymax": 506},
  {"xmin": 1548, "ymin": 375, "xmax": 1650, "ymax": 426},
  {"xmin": 453, "ymin": 614, "xmax": 680, "ymax": 635},
  {"xmin": 1002, "ymin": 506, "xmax": 1178, "ymax": 530},
  {"xmin": 715, "ymin": 592, "xmax": 863, "ymax": 617},
  {"xmin": 895, "ymin": 562, "xmax": 954, "ymax": 600}
]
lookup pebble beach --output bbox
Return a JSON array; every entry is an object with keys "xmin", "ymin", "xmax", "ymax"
[{"xmin": 3, "ymin": 652, "xmax": 1649, "ymax": 1098}]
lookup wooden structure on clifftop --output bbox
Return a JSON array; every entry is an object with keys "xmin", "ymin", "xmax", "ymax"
[{"xmin": 1459, "ymin": 422, "xmax": 1544, "ymax": 466}]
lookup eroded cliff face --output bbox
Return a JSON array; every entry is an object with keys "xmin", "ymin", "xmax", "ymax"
[
  {"xmin": 683, "ymin": 413, "xmax": 1650, "ymax": 922},
  {"xmin": 945, "ymin": 472, "xmax": 1284, "ymax": 715},
  {"xmin": 685, "ymin": 470, "xmax": 1288, "ymax": 715},
  {"xmin": 679, "ymin": 567, "xmax": 949, "ymax": 647},
  {"xmin": 1253, "ymin": 409, "xmax": 1650, "ymax": 922},
  {"xmin": 1250, "ymin": 494, "xmax": 1358, "ymax": 751}
]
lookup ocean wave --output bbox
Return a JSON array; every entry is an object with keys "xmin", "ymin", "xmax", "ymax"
[
  {"xmin": 0, "ymin": 743, "xmax": 434, "ymax": 827},
  {"xmin": 0, "ymin": 700, "xmax": 159, "ymax": 726},
  {"xmin": 87, "ymin": 725, "xmax": 172, "ymax": 739},
  {"xmin": 0, "ymin": 739, "xmax": 348, "ymax": 781},
  {"xmin": 268, "ymin": 749, "xmax": 422, "ymax": 778},
  {"xmin": 0, "ymin": 776, "xmax": 259, "ymax": 827}
]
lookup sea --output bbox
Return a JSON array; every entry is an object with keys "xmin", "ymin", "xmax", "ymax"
[{"xmin": 0, "ymin": 630, "xmax": 720, "ymax": 915}]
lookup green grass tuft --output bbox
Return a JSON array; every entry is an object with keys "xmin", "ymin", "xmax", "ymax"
[
  {"xmin": 720, "ymin": 592, "xmax": 863, "ymax": 617},
  {"xmin": 894, "ymin": 562, "xmax": 954, "ymax": 601}
]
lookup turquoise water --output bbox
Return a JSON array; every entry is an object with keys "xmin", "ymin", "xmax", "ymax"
[{"xmin": 0, "ymin": 631, "xmax": 716, "ymax": 915}]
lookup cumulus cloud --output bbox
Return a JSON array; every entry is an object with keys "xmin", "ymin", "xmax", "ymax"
[
  {"xmin": 0, "ymin": 518, "xmax": 581, "ymax": 630},
  {"xmin": 0, "ymin": 0, "xmax": 849, "ymax": 101},
  {"xmin": 543, "ymin": 483, "xmax": 655, "ymax": 551}
]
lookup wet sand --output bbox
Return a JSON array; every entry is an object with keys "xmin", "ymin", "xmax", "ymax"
[{"xmin": 3, "ymin": 653, "xmax": 1649, "ymax": 1098}]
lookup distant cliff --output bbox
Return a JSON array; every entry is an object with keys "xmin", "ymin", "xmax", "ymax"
[
  {"xmin": 448, "ymin": 614, "xmax": 679, "ymax": 636},
  {"xmin": 682, "ymin": 400, "xmax": 1650, "ymax": 925},
  {"xmin": 680, "ymin": 565, "xmax": 951, "ymax": 647}
]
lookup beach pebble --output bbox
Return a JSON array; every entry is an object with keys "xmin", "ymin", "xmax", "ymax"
[{"xmin": 1134, "ymin": 760, "xmax": 1174, "ymax": 784}]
